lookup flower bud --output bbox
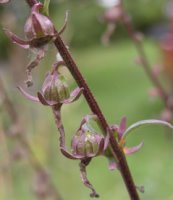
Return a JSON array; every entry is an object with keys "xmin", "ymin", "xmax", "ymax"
[
  {"xmin": 24, "ymin": 3, "xmax": 55, "ymax": 47},
  {"xmin": 42, "ymin": 72, "xmax": 70, "ymax": 103},
  {"xmin": 72, "ymin": 130, "xmax": 104, "ymax": 158}
]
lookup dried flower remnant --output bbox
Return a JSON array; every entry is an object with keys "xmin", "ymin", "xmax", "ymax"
[
  {"xmin": 4, "ymin": 2, "xmax": 56, "ymax": 86},
  {"xmin": 5, "ymin": 3, "xmax": 55, "ymax": 49},
  {"xmin": 18, "ymin": 69, "xmax": 83, "ymax": 107},
  {"xmin": 59, "ymin": 114, "xmax": 109, "ymax": 198}
]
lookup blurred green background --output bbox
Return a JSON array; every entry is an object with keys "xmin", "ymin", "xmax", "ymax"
[{"xmin": 1, "ymin": 0, "xmax": 173, "ymax": 200}]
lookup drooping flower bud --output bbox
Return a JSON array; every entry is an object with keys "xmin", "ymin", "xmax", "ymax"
[
  {"xmin": 42, "ymin": 72, "xmax": 70, "ymax": 104},
  {"xmin": 24, "ymin": 3, "xmax": 55, "ymax": 47},
  {"xmin": 71, "ymin": 129, "xmax": 104, "ymax": 158}
]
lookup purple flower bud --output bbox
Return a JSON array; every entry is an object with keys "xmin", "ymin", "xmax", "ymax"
[
  {"xmin": 72, "ymin": 129, "xmax": 104, "ymax": 158},
  {"xmin": 24, "ymin": 3, "xmax": 55, "ymax": 47},
  {"xmin": 42, "ymin": 72, "xmax": 70, "ymax": 104}
]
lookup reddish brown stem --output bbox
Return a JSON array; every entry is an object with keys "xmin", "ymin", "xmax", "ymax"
[
  {"xmin": 25, "ymin": 0, "xmax": 140, "ymax": 199},
  {"xmin": 53, "ymin": 31, "xmax": 140, "ymax": 200}
]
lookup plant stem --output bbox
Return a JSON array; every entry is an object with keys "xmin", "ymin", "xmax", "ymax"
[
  {"xmin": 54, "ymin": 34, "xmax": 140, "ymax": 200},
  {"xmin": 120, "ymin": 1, "xmax": 170, "ymax": 109},
  {"xmin": 0, "ymin": 123, "xmax": 14, "ymax": 200},
  {"xmin": 26, "ymin": 0, "xmax": 140, "ymax": 199}
]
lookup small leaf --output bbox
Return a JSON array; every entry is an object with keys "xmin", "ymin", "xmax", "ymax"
[
  {"xmin": 42, "ymin": 0, "xmax": 50, "ymax": 16},
  {"xmin": 123, "ymin": 119, "xmax": 173, "ymax": 138}
]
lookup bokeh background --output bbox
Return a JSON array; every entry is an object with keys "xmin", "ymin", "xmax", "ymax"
[{"xmin": 1, "ymin": 0, "xmax": 173, "ymax": 199}]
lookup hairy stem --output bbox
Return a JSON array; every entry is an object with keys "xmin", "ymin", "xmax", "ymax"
[
  {"xmin": 25, "ymin": 0, "xmax": 140, "ymax": 199},
  {"xmin": 54, "ymin": 34, "xmax": 140, "ymax": 200}
]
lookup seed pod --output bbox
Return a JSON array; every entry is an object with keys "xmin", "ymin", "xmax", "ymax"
[
  {"xmin": 42, "ymin": 72, "xmax": 70, "ymax": 104},
  {"xmin": 24, "ymin": 3, "xmax": 55, "ymax": 47},
  {"xmin": 72, "ymin": 129, "xmax": 104, "ymax": 158}
]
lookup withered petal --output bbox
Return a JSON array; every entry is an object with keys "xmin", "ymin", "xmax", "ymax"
[
  {"xmin": 60, "ymin": 148, "xmax": 83, "ymax": 160},
  {"xmin": 17, "ymin": 86, "xmax": 39, "ymax": 102},
  {"xmin": 63, "ymin": 87, "xmax": 83, "ymax": 104},
  {"xmin": 37, "ymin": 92, "xmax": 59, "ymax": 106},
  {"xmin": 4, "ymin": 29, "xmax": 30, "ymax": 49},
  {"xmin": 123, "ymin": 142, "xmax": 144, "ymax": 155}
]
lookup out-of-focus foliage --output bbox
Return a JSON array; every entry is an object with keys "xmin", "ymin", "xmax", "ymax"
[
  {"xmin": 50, "ymin": 0, "xmax": 168, "ymax": 48},
  {"xmin": 0, "ymin": 0, "xmax": 169, "ymax": 57},
  {"xmin": 124, "ymin": 0, "xmax": 167, "ymax": 30}
]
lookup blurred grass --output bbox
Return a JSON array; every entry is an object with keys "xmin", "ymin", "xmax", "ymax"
[{"xmin": 1, "ymin": 39, "xmax": 173, "ymax": 200}]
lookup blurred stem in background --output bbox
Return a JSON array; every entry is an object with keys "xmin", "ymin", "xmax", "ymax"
[
  {"xmin": 0, "ymin": 76, "xmax": 63, "ymax": 200},
  {"xmin": 0, "ymin": 121, "xmax": 14, "ymax": 200},
  {"xmin": 102, "ymin": 0, "xmax": 173, "ymax": 121}
]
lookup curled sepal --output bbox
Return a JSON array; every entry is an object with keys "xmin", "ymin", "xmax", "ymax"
[
  {"xmin": 118, "ymin": 119, "xmax": 173, "ymax": 156},
  {"xmin": 60, "ymin": 147, "xmax": 83, "ymax": 160},
  {"xmin": 0, "ymin": 0, "xmax": 10, "ymax": 4},
  {"xmin": 123, "ymin": 119, "xmax": 173, "ymax": 138},
  {"xmin": 58, "ymin": 11, "xmax": 69, "ymax": 35},
  {"xmin": 123, "ymin": 142, "xmax": 144, "ymax": 155},
  {"xmin": 80, "ymin": 159, "xmax": 99, "ymax": 198},
  {"xmin": 37, "ymin": 92, "xmax": 53, "ymax": 106},
  {"xmin": 4, "ymin": 29, "xmax": 30, "ymax": 49},
  {"xmin": 63, "ymin": 87, "xmax": 83, "ymax": 104},
  {"xmin": 17, "ymin": 86, "xmax": 39, "ymax": 102}
]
